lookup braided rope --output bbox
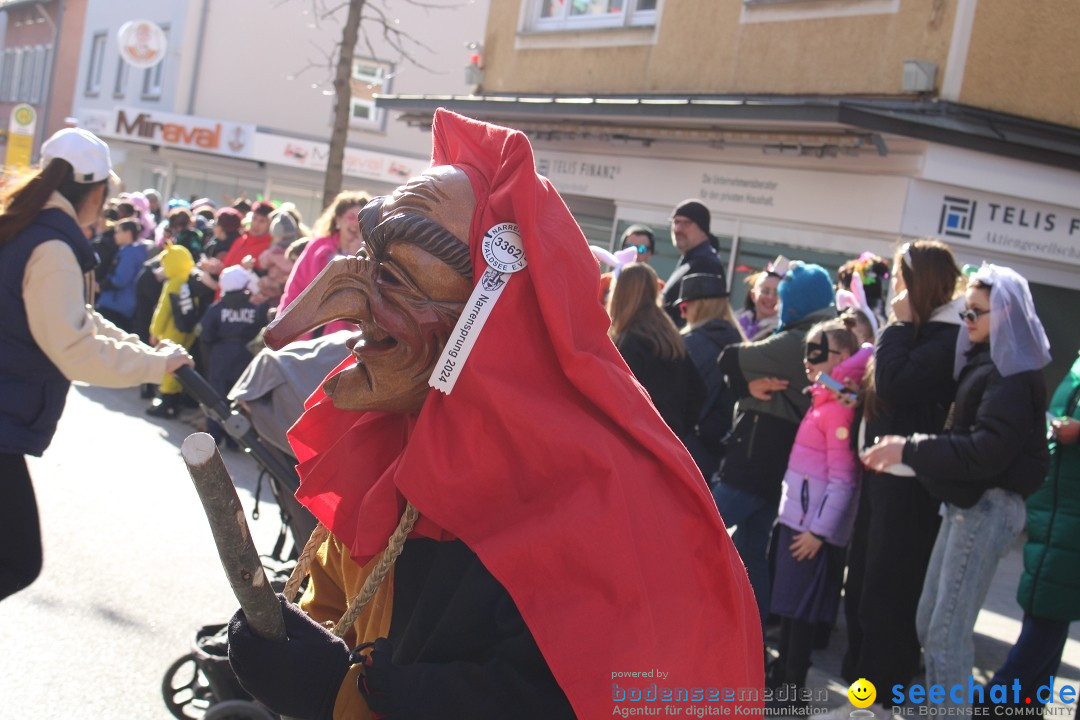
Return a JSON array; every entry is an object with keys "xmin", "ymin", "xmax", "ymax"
[
  {"xmin": 332, "ymin": 502, "xmax": 419, "ymax": 638},
  {"xmin": 282, "ymin": 522, "xmax": 330, "ymax": 603}
]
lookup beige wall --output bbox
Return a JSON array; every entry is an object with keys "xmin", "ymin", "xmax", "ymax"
[
  {"xmin": 485, "ymin": 1, "xmax": 1079, "ymax": 128},
  {"xmin": 485, "ymin": 1, "xmax": 955, "ymax": 95},
  {"xmin": 960, "ymin": 0, "xmax": 1080, "ymax": 127}
]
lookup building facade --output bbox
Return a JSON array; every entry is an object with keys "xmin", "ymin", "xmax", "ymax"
[
  {"xmin": 66, "ymin": 0, "xmax": 488, "ymax": 222},
  {"xmin": 379, "ymin": 0, "xmax": 1080, "ymax": 383},
  {"xmin": 0, "ymin": 0, "xmax": 88, "ymax": 162}
]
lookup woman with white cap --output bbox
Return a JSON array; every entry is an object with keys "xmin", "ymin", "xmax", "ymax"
[{"xmin": 0, "ymin": 127, "xmax": 193, "ymax": 602}]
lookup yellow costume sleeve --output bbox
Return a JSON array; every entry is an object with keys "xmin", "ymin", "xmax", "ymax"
[{"xmin": 298, "ymin": 533, "xmax": 394, "ymax": 720}]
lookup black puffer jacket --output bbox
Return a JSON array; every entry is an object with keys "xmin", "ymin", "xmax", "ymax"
[
  {"xmin": 903, "ymin": 345, "xmax": 1049, "ymax": 508},
  {"xmin": 863, "ymin": 306, "xmax": 963, "ymax": 447}
]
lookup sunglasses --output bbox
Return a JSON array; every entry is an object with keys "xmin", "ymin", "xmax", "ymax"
[
  {"xmin": 805, "ymin": 335, "xmax": 842, "ymax": 364},
  {"xmin": 958, "ymin": 308, "xmax": 990, "ymax": 323},
  {"xmin": 623, "ymin": 243, "xmax": 651, "ymax": 255}
]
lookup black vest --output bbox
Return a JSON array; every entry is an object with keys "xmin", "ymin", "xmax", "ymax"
[{"xmin": 0, "ymin": 208, "xmax": 97, "ymax": 456}]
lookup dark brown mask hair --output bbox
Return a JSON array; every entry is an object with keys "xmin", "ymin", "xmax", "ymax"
[{"xmin": 358, "ymin": 196, "xmax": 473, "ymax": 283}]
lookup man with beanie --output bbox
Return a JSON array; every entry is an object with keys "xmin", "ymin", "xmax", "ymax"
[
  {"xmin": 225, "ymin": 110, "xmax": 762, "ymax": 719},
  {"xmin": 662, "ymin": 199, "xmax": 726, "ymax": 327},
  {"xmin": 714, "ymin": 261, "xmax": 837, "ymax": 623}
]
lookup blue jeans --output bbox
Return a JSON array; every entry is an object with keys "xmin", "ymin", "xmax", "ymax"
[
  {"xmin": 713, "ymin": 482, "xmax": 775, "ymax": 624},
  {"xmin": 916, "ymin": 488, "xmax": 1027, "ymax": 704}
]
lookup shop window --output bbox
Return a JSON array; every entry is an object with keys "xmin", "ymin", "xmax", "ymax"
[
  {"xmin": 85, "ymin": 32, "xmax": 106, "ymax": 96},
  {"xmin": 171, "ymin": 169, "xmax": 263, "ymax": 212},
  {"xmin": 526, "ymin": 0, "xmax": 659, "ymax": 31}
]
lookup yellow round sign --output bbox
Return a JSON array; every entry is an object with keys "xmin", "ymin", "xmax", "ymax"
[{"xmin": 13, "ymin": 106, "xmax": 34, "ymax": 126}]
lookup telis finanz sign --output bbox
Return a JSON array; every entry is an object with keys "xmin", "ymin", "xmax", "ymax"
[{"xmin": 902, "ymin": 181, "xmax": 1080, "ymax": 267}]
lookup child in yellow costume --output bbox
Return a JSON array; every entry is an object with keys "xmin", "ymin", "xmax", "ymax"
[{"xmin": 146, "ymin": 244, "xmax": 196, "ymax": 418}]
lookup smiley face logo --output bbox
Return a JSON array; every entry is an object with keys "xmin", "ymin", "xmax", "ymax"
[{"xmin": 848, "ymin": 678, "xmax": 877, "ymax": 708}]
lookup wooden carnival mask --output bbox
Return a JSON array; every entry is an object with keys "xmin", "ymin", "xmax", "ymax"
[{"xmin": 263, "ymin": 166, "xmax": 475, "ymax": 414}]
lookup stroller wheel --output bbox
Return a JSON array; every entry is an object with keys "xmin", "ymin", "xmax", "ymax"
[
  {"xmin": 203, "ymin": 699, "xmax": 278, "ymax": 720},
  {"xmin": 162, "ymin": 652, "xmax": 215, "ymax": 719}
]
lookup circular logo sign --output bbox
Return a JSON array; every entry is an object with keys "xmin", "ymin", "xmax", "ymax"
[
  {"xmin": 117, "ymin": 20, "xmax": 167, "ymax": 69},
  {"xmin": 13, "ymin": 106, "xmax": 34, "ymax": 127},
  {"xmin": 481, "ymin": 223, "xmax": 527, "ymax": 273}
]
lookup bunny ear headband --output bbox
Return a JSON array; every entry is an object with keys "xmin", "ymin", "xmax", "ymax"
[
  {"xmin": 835, "ymin": 270, "xmax": 879, "ymax": 336},
  {"xmin": 590, "ymin": 245, "xmax": 639, "ymax": 278}
]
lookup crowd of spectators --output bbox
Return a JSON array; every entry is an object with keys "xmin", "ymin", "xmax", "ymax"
[{"xmin": 601, "ymin": 200, "xmax": 1077, "ymax": 719}]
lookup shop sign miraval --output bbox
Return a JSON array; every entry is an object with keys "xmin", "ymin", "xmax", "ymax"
[
  {"xmin": 81, "ymin": 108, "xmax": 255, "ymax": 159},
  {"xmin": 902, "ymin": 181, "xmax": 1080, "ymax": 267}
]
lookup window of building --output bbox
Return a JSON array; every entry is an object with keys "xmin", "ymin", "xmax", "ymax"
[
  {"xmin": 140, "ymin": 25, "xmax": 168, "ymax": 99},
  {"xmin": 526, "ymin": 0, "xmax": 659, "ymax": 31},
  {"xmin": 25, "ymin": 46, "xmax": 41, "ymax": 103},
  {"xmin": 350, "ymin": 97, "xmax": 378, "ymax": 123},
  {"xmin": 352, "ymin": 60, "xmax": 385, "ymax": 85},
  {"xmin": 0, "ymin": 50, "xmax": 13, "ymax": 101},
  {"xmin": 349, "ymin": 57, "xmax": 391, "ymax": 130},
  {"xmin": 85, "ymin": 32, "xmax": 106, "ymax": 96},
  {"xmin": 114, "ymin": 54, "xmax": 129, "ymax": 98},
  {"xmin": 8, "ymin": 49, "xmax": 23, "ymax": 102},
  {"xmin": 740, "ymin": 0, "xmax": 899, "ymax": 23}
]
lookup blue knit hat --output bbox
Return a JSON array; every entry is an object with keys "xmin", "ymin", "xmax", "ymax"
[{"xmin": 777, "ymin": 261, "xmax": 834, "ymax": 330}]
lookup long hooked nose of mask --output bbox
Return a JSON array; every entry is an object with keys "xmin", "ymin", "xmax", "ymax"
[{"xmin": 263, "ymin": 255, "xmax": 371, "ymax": 350}]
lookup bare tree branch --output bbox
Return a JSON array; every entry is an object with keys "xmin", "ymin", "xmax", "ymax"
[
  {"xmin": 281, "ymin": 0, "xmax": 463, "ymax": 203},
  {"xmin": 322, "ymin": 0, "xmax": 364, "ymax": 206}
]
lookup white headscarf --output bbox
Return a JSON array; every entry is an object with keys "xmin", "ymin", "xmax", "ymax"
[{"xmin": 955, "ymin": 263, "xmax": 1051, "ymax": 378}]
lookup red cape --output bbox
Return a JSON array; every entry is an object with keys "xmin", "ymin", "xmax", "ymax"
[{"xmin": 289, "ymin": 109, "xmax": 763, "ymax": 717}]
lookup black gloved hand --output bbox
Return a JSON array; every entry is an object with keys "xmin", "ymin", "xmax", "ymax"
[
  {"xmin": 356, "ymin": 637, "xmax": 399, "ymax": 715},
  {"xmin": 228, "ymin": 593, "xmax": 350, "ymax": 720}
]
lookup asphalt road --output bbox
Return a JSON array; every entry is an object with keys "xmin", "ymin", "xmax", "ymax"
[{"xmin": 0, "ymin": 383, "xmax": 291, "ymax": 719}]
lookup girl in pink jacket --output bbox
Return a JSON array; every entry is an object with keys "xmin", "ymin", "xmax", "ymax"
[{"xmin": 768, "ymin": 318, "xmax": 871, "ymax": 708}]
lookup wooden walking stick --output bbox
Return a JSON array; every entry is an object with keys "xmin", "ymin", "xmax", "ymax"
[{"xmin": 181, "ymin": 432, "xmax": 286, "ymax": 641}]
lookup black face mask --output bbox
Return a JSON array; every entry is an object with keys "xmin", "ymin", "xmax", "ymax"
[{"xmin": 805, "ymin": 334, "xmax": 831, "ymax": 365}]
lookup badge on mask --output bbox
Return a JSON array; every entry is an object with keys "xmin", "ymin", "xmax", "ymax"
[{"xmin": 429, "ymin": 223, "xmax": 527, "ymax": 395}]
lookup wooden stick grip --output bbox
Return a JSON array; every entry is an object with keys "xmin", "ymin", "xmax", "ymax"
[{"xmin": 181, "ymin": 432, "xmax": 287, "ymax": 642}]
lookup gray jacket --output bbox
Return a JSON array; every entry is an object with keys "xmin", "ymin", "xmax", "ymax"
[{"xmin": 734, "ymin": 306, "xmax": 837, "ymax": 425}]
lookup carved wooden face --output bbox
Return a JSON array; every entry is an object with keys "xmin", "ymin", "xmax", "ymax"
[{"xmin": 264, "ymin": 166, "xmax": 475, "ymax": 414}]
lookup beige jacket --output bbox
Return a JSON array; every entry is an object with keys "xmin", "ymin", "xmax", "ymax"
[{"xmin": 22, "ymin": 193, "xmax": 168, "ymax": 386}]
